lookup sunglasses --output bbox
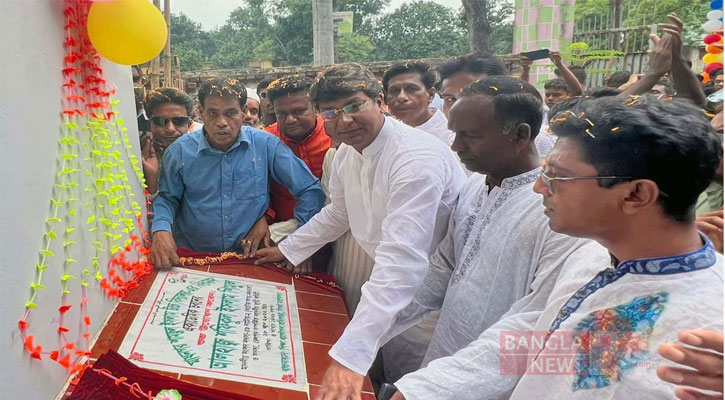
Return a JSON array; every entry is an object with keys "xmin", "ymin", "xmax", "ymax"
[{"xmin": 151, "ymin": 116, "xmax": 191, "ymax": 127}]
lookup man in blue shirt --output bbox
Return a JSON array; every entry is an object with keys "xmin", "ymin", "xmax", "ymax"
[{"xmin": 150, "ymin": 78, "xmax": 325, "ymax": 268}]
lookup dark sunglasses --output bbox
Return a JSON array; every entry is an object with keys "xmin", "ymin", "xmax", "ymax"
[{"xmin": 151, "ymin": 116, "xmax": 191, "ymax": 127}]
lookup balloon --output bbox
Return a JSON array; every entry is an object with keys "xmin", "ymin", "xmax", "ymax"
[
  {"xmin": 705, "ymin": 63, "xmax": 723, "ymax": 74},
  {"xmin": 707, "ymin": 44, "xmax": 724, "ymax": 54},
  {"xmin": 705, "ymin": 33, "xmax": 723, "ymax": 45},
  {"xmin": 702, "ymin": 72, "xmax": 711, "ymax": 84},
  {"xmin": 708, "ymin": 10, "xmax": 724, "ymax": 20},
  {"xmin": 712, "ymin": 0, "xmax": 723, "ymax": 10},
  {"xmin": 87, "ymin": 0, "xmax": 167, "ymax": 66},
  {"xmin": 704, "ymin": 19, "xmax": 723, "ymax": 33},
  {"xmin": 704, "ymin": 53, "xmax": 719, "ymax": 64}
]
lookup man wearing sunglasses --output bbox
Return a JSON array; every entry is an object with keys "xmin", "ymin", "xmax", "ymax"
[
  {"xmin": 263, "ymin": 75, "xmax": 331, "ymax": 245},
  {"xmin": 391, "ymin": 96, "xmax": 723, "ymax": 399},
  {"xmin": 141, "ymin": 87, "xmax": 195, "ymax": 197},
  {"xmin": 256, "ymin": 77, "xmax": 277, "ymax": 127},
  {"xmin": 255, "ymin": 63, "xmax": 466, "ymax": 399},
  {"xmin": 150, "ymin": 78, "xmax": 325, "ymax": 268}
]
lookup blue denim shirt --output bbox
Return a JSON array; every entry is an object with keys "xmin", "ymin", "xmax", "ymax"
[{"xmin": 152, "ymin": 127, "xmax": 325, "ymax": 252}]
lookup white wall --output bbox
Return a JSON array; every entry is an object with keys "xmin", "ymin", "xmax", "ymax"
[{"xmin": 0, "ymin": 1, "xmax": 143, "ymax": 398}]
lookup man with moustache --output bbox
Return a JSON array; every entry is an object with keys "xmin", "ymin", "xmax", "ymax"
[
  {"xmin": 150, "ymin": 78, "xmax": 324, "ymax": 267},
  {"xmin": 254, "ymin": 63, "xmax": 466, "ymax": 400}
]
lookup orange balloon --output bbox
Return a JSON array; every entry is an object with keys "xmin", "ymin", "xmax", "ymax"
[{"xmin": 707, "ymin": 44, "xmax": 724, "ymax": 54}]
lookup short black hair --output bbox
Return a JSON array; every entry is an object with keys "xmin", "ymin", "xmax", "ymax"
[
  {"xmin": 382, "ymin": 61, "xmax": 438, "ymax": 94},
  {"xmin": 545, "ymin": 78, "xmax": 570, "ymax": 93},
  {"xmin": 256, "ymin": 77, "xmax": 276, "ymax": 96},
  {"xmin": 607, "ymin": 71, "xmax": 632, "ymax": 88},
  {"xmin": 569, "ymin": 66, "xmax": 587, "ymax": 84},
  {"xmin": 197, "ymin": 78, "xmax": 247, "ymax": 109},
  {"xmin": 549, "ymin": 95, "xmax": 722, "ymax": 222},
  {"xmin": 712, "ymin": 69, "xmax": 724, "ymax": 79},
  {"xmin": 143, "ymin": 87, "xmax": 194, "ymax": 116},
  {"xmin": 459, "ymin": 76, "xmax": 544, "ymax": 139},
  {"xmin": 654, "ymin": 80, "xmax": 676, "ymax": 96},
  {"xmin": 310, "ymin": 63, "xmax": 382, "ymax": 105},
  {"xmin": 266, "ymin": 75, "xmax": 313, "ymax": 104},
  {"xmin": 437, "ymin": 52, "xmax": 507, "ymax": 83}
]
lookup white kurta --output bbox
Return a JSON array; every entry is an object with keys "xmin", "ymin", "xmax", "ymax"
[
  {"xmin": 278, "ymin": 116, "xmax": 466, "ymax": 375},
  {"xmin": 395, "ymin": 237, "xmax": 723, "ymax": 400},
  {"xmin": 416, "ymin": 108, "xmax": 455, "ymax": 146},
  {"xmin": 383, "ymin": 170, "xmax": 607, "ymax": 366}
]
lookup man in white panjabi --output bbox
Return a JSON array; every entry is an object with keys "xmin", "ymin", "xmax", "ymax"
[
  {"xmin": 378, "ymin": 76, "xmax": 608, "ymax": 387},
  {"xmin": 255, "ymin": 63, "xmax": 466, "ymax": 400},
  {"xmin": 382, "ymin": 60, "xmax": 455, "ymax": 146},
  {"xmin": 390, "ymin": 96, "xmax": 723, "ymax": 400}
]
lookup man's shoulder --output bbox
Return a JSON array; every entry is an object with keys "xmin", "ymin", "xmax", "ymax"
[{"xmin": 168, "ymin": 130, "xmax": 203, "ymax": 152}]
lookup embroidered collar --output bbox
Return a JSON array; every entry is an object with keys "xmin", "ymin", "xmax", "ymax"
[
  {"xmin": 485, "ymin": 167, "xmax": 542, "ymax": 191},
  {"xmin": 546, "ymin": 233, "xmax": 716, "ymax": 336}
]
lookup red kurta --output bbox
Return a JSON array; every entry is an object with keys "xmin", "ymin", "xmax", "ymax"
[{"xmin": 265, "ymin": 116, "xmax": 331, "ymax": 222}]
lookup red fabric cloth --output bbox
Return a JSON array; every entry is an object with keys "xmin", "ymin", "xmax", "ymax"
[
  {"xmin": 175, "ymin": 247, "xmax": 344, "ymax": 299},
  {"xmin": 67, "ymin": 350, "xmax": 260, "ymax": 400},
  {"xmin": 264, "ymin": 117, "xmax": 331, "ymax": 222}
]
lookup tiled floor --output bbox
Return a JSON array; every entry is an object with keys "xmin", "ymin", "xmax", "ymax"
[{"xmin": 82, "ymin": 263, "xmax": 376, "ymax": 400}]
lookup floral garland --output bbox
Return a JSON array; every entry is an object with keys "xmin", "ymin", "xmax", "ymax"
[{"xmin": 17, "ymin": 0, "xmax": 152, "ymax": 379}]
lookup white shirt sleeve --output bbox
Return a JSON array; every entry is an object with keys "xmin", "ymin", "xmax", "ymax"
[
  {"xmin": 381, "ymin": 210, "xmax": 458, "ymax": 345},
  {"xmin": 395, "ymin": 240, "xmax": 608, "ymax": 399},
  {"xmin": 328, "ymin": 156, "xmax": 450, "ymax": 375},
  {"xmin": 278, "ymin": 150, "xmax": 350, "ymax": 265}
]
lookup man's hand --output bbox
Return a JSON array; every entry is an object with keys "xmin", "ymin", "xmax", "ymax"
[
  {"xmin": 241, "ymin": 215, "xmax": 271, "ymax": 258},
  {"xmin": 141, "ymin": 135, "xmax": 160, "ymax": 194},
  {"xmin": 549, "ymin": 51, "xmax": 564, "ymax": 66},
  {"xmin": 660, "ymin": 13, "xmax": 684, "ymax": 63},
  {"xmin": 618, "ymin": 74, "xmax": 643, "ymax": 91},
  {"xmin": 150, "ymin": 231, "xmax": 179, "ymax": 269},
  {"xmin": 648, "ymin": 22, "xmax": 680, "ymax": 76},
  {"xmin": 254, "ymin": 247, "xmax": 315, "ymax": 275},
  {"xmin": 696, "ymin": 209, "xmax": 723, "ymax": 253},
  {"xmin": 519, "ymin": 55, "xmax": 533, "ymax": 70},
  {"xmin": 657, "ymin": 330, "xmax": 723, "ymax": 400},
  {"xmin": 254, "ymin": 246, "xmax": 288, "ymax": 265},
  {"xmin": 313, "ymin": 360, "xmax": 364, "ymax": 400}
]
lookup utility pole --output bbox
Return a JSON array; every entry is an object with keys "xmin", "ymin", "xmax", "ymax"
[
  {"xmin": 150, "ymin": 0, "xmax": 161, "ymax": 88},
  {"xmin": 163, "ymin": 0, "xmax": 172, "ymax": 86},
  {"xmin": 312, "ymin": 0, "xmax": 334, "ymax": 66}
]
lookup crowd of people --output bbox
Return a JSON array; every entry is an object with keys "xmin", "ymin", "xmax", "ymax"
[{"xmin": 132, "ymin": 12, "xmax": 723, "ymax": 400}]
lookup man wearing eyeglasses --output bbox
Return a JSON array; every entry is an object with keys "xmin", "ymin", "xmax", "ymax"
[
  {"xmin": 377, "ymin": 77, "xmax": 605, "ymax": 400},
  {"xmin": 390, "ymin": 95, "xmax": 723, "ymax": 400},
  {"xmin": 254, "ymin": 63, "xmax": 466, "ymax": 399},
  {"xmin": 140, "ymin": 87, "xmax": 195, "ymax": 197},
  {"xmin": 262, "ymin": 75, "xmax": 331, "ymax": 245},
  {"xmin": 150, "ymin": 78, "xmax": 325, "ymax": 268}
]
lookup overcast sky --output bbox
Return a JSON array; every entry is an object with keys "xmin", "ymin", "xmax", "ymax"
[{"xmin": 171, "ymin": 0, "xmax": 463, "ymax": 31}]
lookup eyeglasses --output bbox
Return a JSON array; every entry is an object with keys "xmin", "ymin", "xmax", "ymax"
[
  {"xmin": 319, "ymin": 100, "xmax": 370, "ymax": 121},
  {"xmin": 539, "ymin": 171, "xmax": 636, "ymax": 194},
  {"xmin": 151, "ymin": 116, "xmax": 191, "ymax": 127}
]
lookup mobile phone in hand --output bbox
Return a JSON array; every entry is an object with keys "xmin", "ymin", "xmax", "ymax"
[{"xmin": 521, "ymin": 49, "xmax": 551, "ymax": 61}]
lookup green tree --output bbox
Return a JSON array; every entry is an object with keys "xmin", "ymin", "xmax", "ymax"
[
  {"xmin": 267, "ymin": 0, "xmax": 314, "ymax": 65},
  {"xmin": 210, "ymin": 0, "xmax": 274, "ymax": 68},
  {"xmin": 338, "ymin": 33, "xmax": 376, "ymax": 62},
  {"xmin": 482, "ymin": 1, "xmax": 515, "ymax": 55},
  {"xmin": 372, "ymin": 0, "xmax": 468, "ymax": 61},
  {"xmin": 170, "ymin": 13, "xmax": 216, "ymax": 70}
]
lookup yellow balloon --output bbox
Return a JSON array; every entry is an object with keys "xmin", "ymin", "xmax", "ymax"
[
  {"xmin": 704, "ymin": 52, "xmax": 719, "ymax": 64},
  {"xmin": 87, "ymin": 0, "xmax": 167, "ymax": 66}
]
